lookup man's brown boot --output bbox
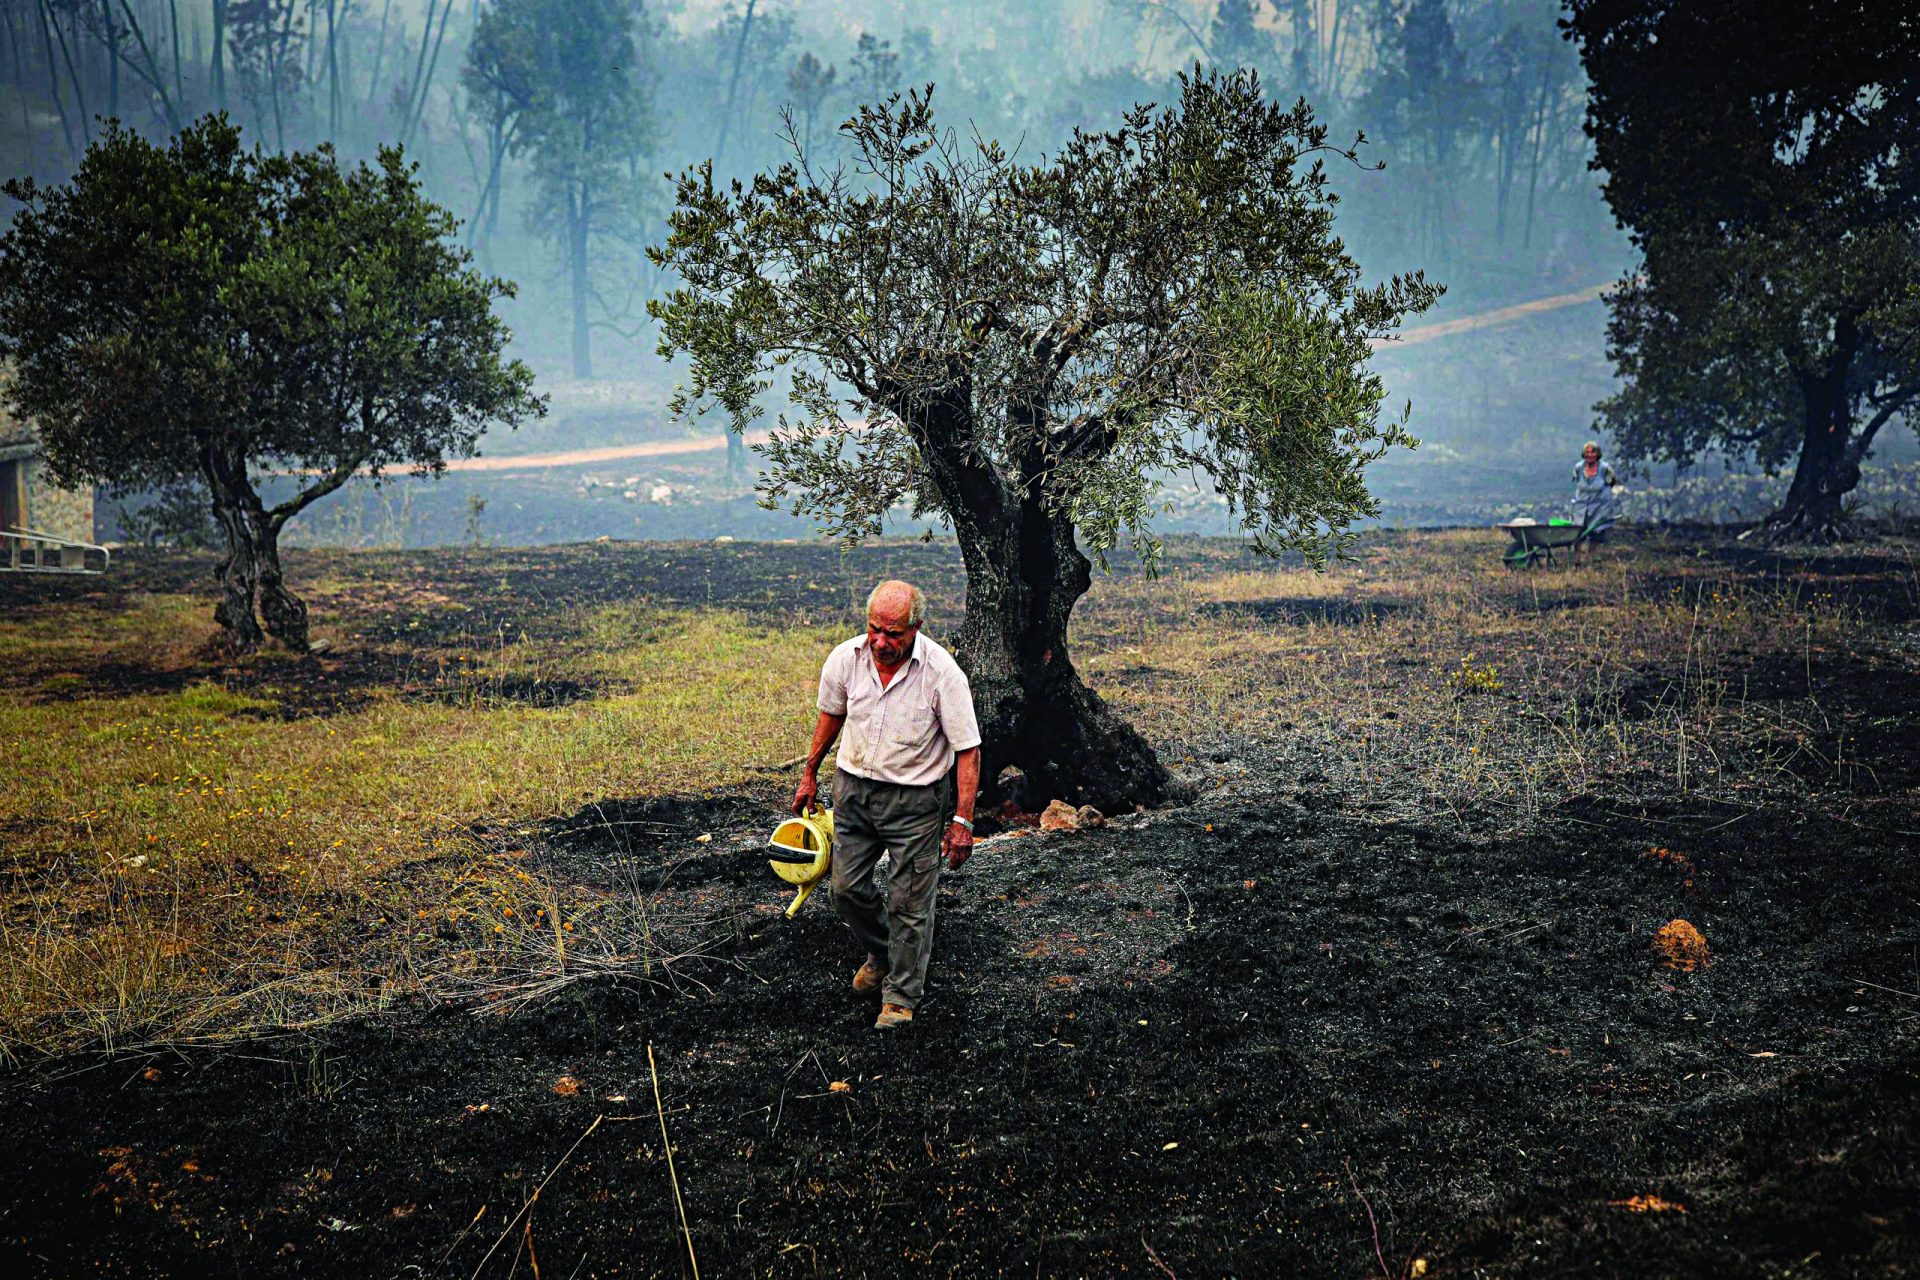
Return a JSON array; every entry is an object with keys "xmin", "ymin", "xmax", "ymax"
[
  {"xmin": 851, "ymin": 956, "xmax": 884, "ymax": 996},
  {"xmin": 874, "ymin": 1002, "xmax": 913, "ymax": 1031}
]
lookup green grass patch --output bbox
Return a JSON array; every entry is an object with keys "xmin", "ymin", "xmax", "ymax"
[
  {"xmin": 173, "ymin": 682, "xmax": 278, "ymax": 717},
  {"xmin": 0, "ymin": 602, "xmax": 826, "ymax": 1058}
]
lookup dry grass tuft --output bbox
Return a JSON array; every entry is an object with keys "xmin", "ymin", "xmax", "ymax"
[
  {"xmin": 1075, "ymin": 528, "xmax": 1899, "ymax": 828},
  {"xmin": 0, "ymin": 602, "xmax": 816, "ymax": 1058}
]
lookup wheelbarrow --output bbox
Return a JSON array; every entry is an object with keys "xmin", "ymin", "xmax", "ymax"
[{"xmin": 1497, "ymin": 516, "xmax": 1597, "ymax": 568}]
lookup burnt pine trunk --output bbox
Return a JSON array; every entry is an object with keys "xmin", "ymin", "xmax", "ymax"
[
  {"xmin": 569, "ymin": 179, "xmax": 591, "ymax": 379},
  {"xmin": 1768, "ymin": 320, "xmax": 1861, "ymax": 541},
  {"xmin": 910, "ymin": 392, "xmax": 1174, "ymax": 815},
  {"xmin": 201, "ymin": 445, "xmax": 311, "ymax": 654}
]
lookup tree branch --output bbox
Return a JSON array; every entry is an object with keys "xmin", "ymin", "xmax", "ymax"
[
  {"xmin": 268, "ymin": 453, "xmax": 362, "ymax": 528},
  {"xmin": 589, "ymin": 318, "xmax": 647, "ymax": 340},
  {"xmin": 1056, "ymin": 410, "xmax": 1119, "ymax": 462},
  {"xmin": 1140, "ymin": 0, "xmax": 1214, "ymax": 63},
  {"xmin": 889, "ymin": 372, "xmax": 1005, "ymax": 527},
  {"xmin": 1846, "ymin": 386, "xmax": 1917, "ymax": 465},
  {"xmin": 112, "ymin": 1, "xmax": 183, "ymax": 130}
]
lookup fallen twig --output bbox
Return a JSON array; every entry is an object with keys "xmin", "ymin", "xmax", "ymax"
[
  {"xmin": 1141, "ymin": 1232, "xmax": 1180, "ymax": 1279},
  {"xmin": 1498, "ymin": 922, "xmax": 1550, "ymax": 945},
  {"xmin": 438, "ymin": 1202, "xmax": 488, "ymax": 1270},
  {"xmin": 1170, "ymin": 878, "xmax": 1196, "ymax": 929},
  {"xmin": 1345, "ymin": 1158, "xmax": 1392, "ymax": 1280},
  {"xmin": 650, "ymin": 1043, "xmax": 701, "ymax": 1280},
  {"xmin": 1846, "ymin": 975, "xmax": 1919, "ymax": 1001},
  {"xmin": 744, "ymin": 753, "xmax": 810, "ymax": 772},
  {"xmin": 1443, "ymin": 918, "xmax": 1523, "ymax": 953},
  {"xmin": 469, "ymin": 1116, "xmax": 604, "ymax": 1280},
  {"xmin": 769, "ymin": 1049, "xmax": 822, "ymax": 1140},
  {"xmin": 546, "ymin": 819, "xmax": 689, "ymax": 838}
]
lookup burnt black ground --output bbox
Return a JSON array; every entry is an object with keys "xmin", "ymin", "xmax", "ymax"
[
  {"xmin": 1, "ymin": 532, "xmax": 1917, "ymax": 1278},
  {"xmin": 3, "ymin": 762, "xmax": 1916, "ymax": 1278}
]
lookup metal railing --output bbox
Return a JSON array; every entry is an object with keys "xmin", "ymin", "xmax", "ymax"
[{"xmin": 2, "ymin": 527, "xmax": 110, "ymax": 574}]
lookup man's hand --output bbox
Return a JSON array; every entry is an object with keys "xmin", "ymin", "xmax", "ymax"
[
  {"xmin": 792, "ymin": 772, "xmax": 819, "ymax": 815},
  {"xmin": 946, "ymin": 745, "xmax": 981, "ymax": 871},
  {"xmin": 793, "ymin": 712, "xmax": 845, "ymax": 814},
  {"xmin": 942, "ymin": 820, "xmax": 974, "ymax": 870}
]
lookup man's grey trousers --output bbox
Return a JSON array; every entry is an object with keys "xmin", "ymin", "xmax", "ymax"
[{"xmin": 830, "ymin": 768, "xmax": 948, "ymax": 1009}]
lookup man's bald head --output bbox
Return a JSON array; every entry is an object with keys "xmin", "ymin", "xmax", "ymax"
[
  {"xmin": 867, "ymin": 580, "xmax": 925, "ymax": 629},
  {"xmin": 865, "ymin": 580, "xmax": 926, "ymax": 668}
]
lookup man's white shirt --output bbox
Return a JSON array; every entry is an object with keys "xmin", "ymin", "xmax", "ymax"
[{"xmin": 817, "ymin": 632, "xmax": 981, "ymax": 787}]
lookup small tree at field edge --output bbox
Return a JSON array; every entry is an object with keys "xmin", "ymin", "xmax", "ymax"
[{"xmin": 0, "ymin": 115, "xmax": 546, "ymax": 652}]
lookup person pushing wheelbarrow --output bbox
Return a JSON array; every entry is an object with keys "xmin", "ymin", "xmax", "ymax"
[{"xmin": 1572, "ymin": 440, "xmax": 1622, "ymax": 548}]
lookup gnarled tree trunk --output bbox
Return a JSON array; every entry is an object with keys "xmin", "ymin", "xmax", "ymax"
[
  {"xmin": 895, "ymin": 382, "xmax": 1175, "ymax": 815},
  {"xmin": 203, "ymin": 447, "xmax": 311, "ymax": 654},
  {"xmin": 1767, "ymin": 338, "xmax": 1859, "ymax": 542},
  {"xmin": 210, "ymin": 496, "xmax": 266, "ymax": 653},
  {"xmin": 254, "ymin": 520, "xmax": 309, "ymax": 649},
  {"xmin": 937, "ymin": 421, "xmax": 1173, "ymax": 814}
]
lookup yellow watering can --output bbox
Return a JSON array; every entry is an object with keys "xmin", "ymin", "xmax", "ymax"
[{"xmin": 767, "ymin": 806, "xmax": 834, "ymax": 918}]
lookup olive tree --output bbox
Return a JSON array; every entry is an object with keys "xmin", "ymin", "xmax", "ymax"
[
  {"xmin": 1568, "ymin": 0, "xmax": 1920, "ymax": 540},
  {"xmin": 0, "ymin": 116, "xmax": 544, "ymax": 652},
  {"xmin": 650, "ymin": 71, "xmax": 1438, "ymax": 811}
]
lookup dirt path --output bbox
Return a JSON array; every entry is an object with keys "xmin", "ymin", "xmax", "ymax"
[
  {"xmin": 1369, "ymin": 280, "xmax": 1612, "ymax": 351},
  {"xmin": 441, "ymin": 429, "xmax": 778, "ymax": 473}
]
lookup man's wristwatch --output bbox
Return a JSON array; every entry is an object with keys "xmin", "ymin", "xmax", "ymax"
[{"xmin": 950, "ymin": 815, "xmax": 973, "ymax": 831}]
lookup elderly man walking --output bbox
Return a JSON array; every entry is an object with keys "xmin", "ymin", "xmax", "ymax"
[{"xmin": 793, "ymin": 580, "xmax": 981, "ymax": 1030}]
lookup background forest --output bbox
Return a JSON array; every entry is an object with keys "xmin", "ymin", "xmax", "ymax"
[
  {"xmin": 5, "ymin": 1, "xmax": 1913, "ymax": 546},
  {"xmin": 0, "ymin": 3, "xmax": 1619, "ymax": 407}
]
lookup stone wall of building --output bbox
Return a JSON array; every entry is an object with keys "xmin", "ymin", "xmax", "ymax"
[
  {"xmin": 0, "ymin": 395, "xmax": 97, "ymax": 543},
  {"xmin": 25, "ymin": 457, "xmax": 95, "ymax": 542}
]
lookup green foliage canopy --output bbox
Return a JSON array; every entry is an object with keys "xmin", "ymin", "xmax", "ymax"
[
  {"xmin": 0, "ymin": 114, "xmax": 543, "ymax": 647},
  {"xmin": 1597, "ymin": 224, "xmax": 1918, "ymax": 475},
  {"xmin": 650, "ymin": 70, "xmax": 1439, "ymax": 570},
  {"xmin": 1568, "ymin": 0, "xmax": 1920, "ymax": 531},
  {"xmin": 0, "ymin": 114, "xmax": 541, "ymax": 501}
]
